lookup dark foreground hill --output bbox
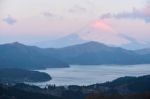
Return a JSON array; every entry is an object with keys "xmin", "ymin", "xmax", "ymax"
[
  {"xmin": 0, "ymin": 75, "xmax": 150, "ymax": 99},
  {"xmin": 0, "ymin": 68, "xmax": 51, "ymax": 83},
  {"xmin": 0, "ymin": 42, "xmax": 69, "ymax": 69}
]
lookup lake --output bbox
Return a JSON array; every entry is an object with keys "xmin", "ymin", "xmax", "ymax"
[{"xmin": 33, "ymin": 64, "xmax": 150, "ymax": 87}]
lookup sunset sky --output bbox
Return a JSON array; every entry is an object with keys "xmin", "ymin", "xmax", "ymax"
[{"xmin": 0, "ymin": 0, "xmax": 150, "ymax": 49}]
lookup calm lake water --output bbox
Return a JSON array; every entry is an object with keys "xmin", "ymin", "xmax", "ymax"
[{"xmin": 33, "ymin": 64, "xmax": 150, "ymax": 86}]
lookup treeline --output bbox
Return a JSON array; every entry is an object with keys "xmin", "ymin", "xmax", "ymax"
[{"xmin": 0, "ymin": 75, "xmax": 150, "ymax": 99}]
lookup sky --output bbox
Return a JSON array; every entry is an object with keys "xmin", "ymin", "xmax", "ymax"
[{"xmin": 0, "ymin": 0, "xmax": 150, "ymax": 49}]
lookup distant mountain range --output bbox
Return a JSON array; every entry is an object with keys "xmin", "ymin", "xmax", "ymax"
[
  {"xmin": 0, "ymin": 41, "xmax": 150, "ymax": 69},
  {"xmin": 33, "ymin": 31, "xmax": 150, "ymax": 50},
  {"xmin": 34, "ymin": 34, "xmax": 88, "ymax": 48}
]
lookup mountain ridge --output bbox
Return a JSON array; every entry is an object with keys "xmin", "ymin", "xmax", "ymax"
[
  {"xmin": 0, "ymin": 41, "xmax": 150, "ymax": 69},
  {"xmin": 135, "ymin": 48, "xmax": 150, "ymax": 55},
  {"xmin": 0, "ymin": 42, "xmax": 69, "ymax": 69},
  {"xmin": 47, "ymin": 41, "xmax": 146, "ymax": 65}
]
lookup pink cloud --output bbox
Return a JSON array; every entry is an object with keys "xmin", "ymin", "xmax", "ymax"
[
  {"xmin": 90, "ymin": 20, "xmax": 114, "ymax": 32},
  {"xmin": 143, "ymin": 4, "xmax": 150, "ymax": 16},
  {"xmin": 78, "ymin": 20, "xmax": 129, "ymax": 46}
]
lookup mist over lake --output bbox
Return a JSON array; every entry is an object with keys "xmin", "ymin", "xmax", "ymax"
[{"xmin": 33, "ymin": 64, "xmax": 150, "ymax": 86}]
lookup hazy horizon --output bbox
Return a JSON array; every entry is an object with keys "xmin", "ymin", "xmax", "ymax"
[{"xmin": 1, "ymin": 0, "xmax": 150, "ymax": 49}]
